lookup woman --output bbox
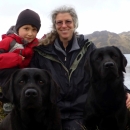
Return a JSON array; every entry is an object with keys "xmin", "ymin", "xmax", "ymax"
[{"xmin": 30, "ymin": 5, "xmax": 130, "ymax": 130}]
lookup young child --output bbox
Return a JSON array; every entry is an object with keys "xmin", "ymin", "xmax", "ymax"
[
  {"xmin": 0, "ymin": 8, "xmax": 41, "ymax": 69},
  {"xmin": 0, "ymin": 9, "xmax": 41, "ymax": 115}
]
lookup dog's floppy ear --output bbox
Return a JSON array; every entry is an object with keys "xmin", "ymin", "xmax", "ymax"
[
  {"xmin": 112, "ymin": 46, "xmax": 127, "ymax": 73},
  {"xmin": 2, "ymin": 69, "xmax": 20, "ymax": 103},
  {"xmin": 43, "ymin": 70, "xmax": 60, "ymax": 104}
]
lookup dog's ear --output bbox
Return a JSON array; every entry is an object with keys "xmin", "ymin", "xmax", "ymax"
[
  {"xmin": 43, "ymin": 70, "xmax": 60, "ymax": 104},
  {"xmin": 2, "ymin": 69, "xmax": 20, "ymax": 103},
  {"xmin": 112, "ymin": 46, "xmax": 127, "ymax": 73}
]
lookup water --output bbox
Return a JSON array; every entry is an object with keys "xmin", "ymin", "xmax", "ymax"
[{"xmin": 124, "ymin": 54, "xmax": 130, "ymax": 89}]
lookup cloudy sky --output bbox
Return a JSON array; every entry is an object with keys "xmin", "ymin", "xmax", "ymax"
[{"xmin": 0, "ymin": 0, "xmax": 130, "ymax": 39}]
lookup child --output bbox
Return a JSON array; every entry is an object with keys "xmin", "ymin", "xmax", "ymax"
[
  {"xmin": 0, "ymin": 8, "xmax": 41, "ymax": 69},
  {"xmin": 0, "ymin": 9, "xmax": 41, "ymax": 115}
]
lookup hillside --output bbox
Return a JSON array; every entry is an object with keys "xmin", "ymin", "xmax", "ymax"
[{"xmin": 85, "ymin": 30, "xmax": 130, "ymax": 54}]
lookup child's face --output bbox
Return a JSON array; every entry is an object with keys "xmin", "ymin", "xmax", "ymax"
[{"xmin": 18, "ymin": 25, "xmax": 38, "ymax": 43}]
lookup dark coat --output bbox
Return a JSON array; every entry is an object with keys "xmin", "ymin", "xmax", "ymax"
[{"xmin": 30, "ymin": 34, "xmax": 96, "ymax": 119}]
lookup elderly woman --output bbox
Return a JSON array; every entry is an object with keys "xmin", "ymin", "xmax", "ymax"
[{"xmin": 30, "ymin": 5, "xmax": 130, "ymax": 130}]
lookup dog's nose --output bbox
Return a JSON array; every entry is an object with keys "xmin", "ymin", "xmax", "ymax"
[
  {"xmin": 25, "ymin": 89, "xmax": 38, "ymax": 97},
  {"xmin": 104, "ymin": 62, "xmax": 114, "ymax": 68}
]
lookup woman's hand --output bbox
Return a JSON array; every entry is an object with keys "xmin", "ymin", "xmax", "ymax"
[{"xmin": 126, "ymin": 93, "xmax": 130, "ymax": 109}]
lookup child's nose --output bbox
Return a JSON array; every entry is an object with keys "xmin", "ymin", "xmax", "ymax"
[{"xmin": 28, "ymin": 30, "xmax": 33, "ymax": 35}]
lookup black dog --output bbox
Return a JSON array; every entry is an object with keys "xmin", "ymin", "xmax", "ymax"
[
  {"xmin": 0, "ymin": 68, "xmax": 62, "ymax": 130},
  {"xmin": 83, "ymin": 46, "xmax": 130, "ymax": 130}
]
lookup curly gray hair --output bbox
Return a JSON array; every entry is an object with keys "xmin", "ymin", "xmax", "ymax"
[
  {"xmin": 51, "ymin": 5, "xmax": 78, "ymax": 30},
  {"xmin": 39, "ymin": 5, "xmax": 78, "ymax": 45}
]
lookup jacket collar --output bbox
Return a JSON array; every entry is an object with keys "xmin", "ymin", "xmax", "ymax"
[
  {"xmin": 54, "ymin": 35, "xmax": 80, "ymax": 55},
  {"xmin": 36, "ymin": 34, "xmax": 85, "ymax": 55}
]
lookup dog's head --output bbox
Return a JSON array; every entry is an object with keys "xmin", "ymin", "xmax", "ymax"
[
  {"xmin": 88, "ymin": 46, "xmax": 127, "ymax": 80},
  {"xmin": 2, "ymin": 68, "xmax": 60, "ymax": 110}
]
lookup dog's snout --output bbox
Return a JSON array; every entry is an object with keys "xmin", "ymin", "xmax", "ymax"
[
  {"xmin": 104, "ymin": 62, "xmax": 114, "ymax": 68},
  {"xmin": 25, "ymin": 89, "xmax": 38, "ymax": 97}
]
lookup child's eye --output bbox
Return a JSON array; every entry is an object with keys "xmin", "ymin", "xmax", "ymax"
[
  {"xmin": 24, "ymin": 27, "xmax": 29, "ymax": 30},
  {"xmin": 33, "ymin": 28, "xmax": 37, "ymax": 32}
]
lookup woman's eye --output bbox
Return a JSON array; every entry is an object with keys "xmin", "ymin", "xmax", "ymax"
[
  {"xmin": 56, "ymin": 21, "xmax": 63, "ymax": 26},
  {"xmin": 65, "ymin": 20, "xmax": 72, "ymax": 25}
]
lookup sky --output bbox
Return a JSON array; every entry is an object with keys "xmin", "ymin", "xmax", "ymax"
[{"xmin": 0, "ymin": 0, "xmax": 130, "ymax": 39}]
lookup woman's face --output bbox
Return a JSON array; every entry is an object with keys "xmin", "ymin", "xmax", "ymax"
[{"xmin": 55, "ymin": 13, "xmax": 75, "ymax": 41}]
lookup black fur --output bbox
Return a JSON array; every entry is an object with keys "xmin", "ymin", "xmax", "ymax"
[
  {"xmin": 0, "ymin": 68, "xmax": 62, "ymax": 130},
  {"xmin": 83, "ymin": 46, "xmax": 130, "ymax": 130}
]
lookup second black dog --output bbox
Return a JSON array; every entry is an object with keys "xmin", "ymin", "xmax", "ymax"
[{"xmin": 83, "ymin": 46, "xmax": 130, "ymax": 130}]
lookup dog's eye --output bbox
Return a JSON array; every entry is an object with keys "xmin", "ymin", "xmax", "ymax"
[
  {"xmin": 96, "ymin": 56, "xmax": 103, "ymax": 61},
  {"xmin": 96, "ymin": 53, "xmax": 103, "ymax": 61},
  {"xmin": 111, "ymin": 55, "xmax": 118, "ymax": 59},
  {"xmin": 110, "ymin": 52, "xmax": 118, "ymax": 59},
  {"xmin": 19, "ymin": 80, "xmax": 25, "ymax": 84},
  {"xmin": 97, "ymin": 57, "xmax": 102, "ymax": 61},
  {"xmin": 38, "ymin": 80, "xmax": 44, "ymax": 85}
]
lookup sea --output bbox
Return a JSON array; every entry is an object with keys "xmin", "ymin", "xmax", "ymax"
[{"xmin": 124, "ymin": 54, "xmax": 130, "ymax": 89}]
